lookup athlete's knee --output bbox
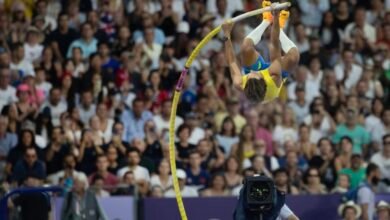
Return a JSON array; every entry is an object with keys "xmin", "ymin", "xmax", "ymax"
[{"xmin": 287, "ymin": 48, "xmax": 300, "ymax": 65}]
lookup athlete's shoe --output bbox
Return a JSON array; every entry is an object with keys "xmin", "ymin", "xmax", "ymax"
[
  {"xmin": 262, "ymin": 0, "xmax": 273, "ymax": 22},
  {"xmin": 279, "ymin": 10, "xmax": 290, "ymax": 29}
]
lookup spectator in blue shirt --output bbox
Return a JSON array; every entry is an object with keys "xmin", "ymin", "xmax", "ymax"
[
  {"xmin": 67, "ymin": 22, "xmax": 98, "ymax": 59},
  {"xmin": 133, "ymin": 14, "xmax": 165, "ymax": 45},
  {"xmin": 186, "ymin": 151, "xmax": 210, "ymax": 188},
  {"xmin": 121, "ymin": 98, "xmax": 153, "ymax": 143},
  {"xmin": 12, "ymin": 147, "xmax": 46, "ymax": 185},
  {"xmin": 0, "ymin": 115, "xmax": 17, "ymax": 160}
]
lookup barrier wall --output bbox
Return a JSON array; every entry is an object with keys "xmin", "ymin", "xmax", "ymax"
[
  {"xmin": 142, "ymin": 194, "xmax": 390, "ymax": 220},
  {"xmin": 54, "ymin": 196, "xmax": 135, "ymax": 220}
]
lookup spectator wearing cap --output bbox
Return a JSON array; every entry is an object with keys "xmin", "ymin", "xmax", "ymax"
[
  {"xmin": 23, "ymin": 28, "xmax": 44, "ymax": 64},
  {"xmin": 0, "ymin": 67, "xmax": 17, "ymax": 112},
  {"xmin": 370, "ymin": 134, "xmax": 390, "ymax": 181},
  {"xmin": 12, "ymin": 147, "xmax": 46, "ymax": 185},
  {"xmin": 338, "ymin": 200, "xmax": 362, "ymax": 220},
  {"xmin": 121, "ymin": 98, "xmax": 153, "ymax": 143},
  {"xmin": 10, "ymin": 43, "xmax": 35, "ymax": 78},
  {"xmin": 298, "ymin": 0, "xmax": 330, "ymax": 28},
  {"xmin": 376, "ymin": 200, "xmax": 390, "ymax": 220},
  {"xmin": 288, "ymin": 84, "xmax": 309, "ymax": 124},
  {"xmin": 46, "ymin": 13, "xmax": 79, "ymax": 60},
  {"xmin": 164, "ymin": 168, "xmax": 199, "ymax": 197},
  {"xmin": 67, "ymin": 22, "xmax": 98, "ymax": 59},
  {"xmin": 340, "ymin": 154, "xmax": 366, "ymax": 189},
  {"xmin": 215, "ymin": 97, "xmax": 246, "ymax": 134},
  {"xmin": 332, "ymin": 107, "xmax": 370, "ymax": 155},
  {"xmin": 40, "ymin": 87, "xmax": 68, "ymax": 126}
]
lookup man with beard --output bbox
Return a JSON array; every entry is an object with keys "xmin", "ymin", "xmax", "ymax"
[{"xmin": 357, "ymin": 163, "xmax": 381, "ymax": 220}]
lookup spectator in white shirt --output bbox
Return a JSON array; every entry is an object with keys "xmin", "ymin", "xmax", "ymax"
[
  {"xmin": 298, "ymin": 0, "xmax": 330, "ymax": 28},
  {"xmin": 287, "ymin": 66, "xmax": 320, "ymax": 103},
  {"xmin": 288, "ymin": 85, "xmax": 309, "ymax": 125},
  {"xmin": 35, "ymin": 0, "xmax": 57, "ymax": 31},
  {"xmin": 213, "ymin": 0, "xmax": 232, "ymax": 27},
  {"xmin": 78, "ymin": 90, "xmax": 96, "ymax": 125},
  {"xmin": 117, "ymin": 148, "xmax": 150, "ymax": 194},
  {"xmin": 344, "ymin": 7, "xmax": 376, "ymax": 44},
  {"xmin": 153, "ymin": 100, "xmax": 183, "ymax": 135},
  {"xmin": 40, "ymin": 87, "xmax": 67, "ymax": 126},
  {"xmin": 164, "ymin": 169, "xmax": 199, "ymax": 198},
  {"xmin": 34, "ymin": 67, "xmax": 52, "ymax": 99},
  {"xmin": 141, "ymin": 27, "xmax": 162, "ymax": 69},
  {"xmin": 206, "ymin": 0, "xmax": 243, "ymax": 17},
  {"xmin": 334, "ymin": 49, "xmax": 363, "ymax": 93},
  {"xmin": 0, "ymin": 67, "xmax": 17, "ymax": 112},
  {"xmin": 370, "ymin": 134, "xmax": 390, "ymax": 180},
  {"xmin": 10, "ymin": 43, "xmax": 35, "ymax": 78},
  {"xmin": 23, "ymin": 28, "xmax": 44, "ymax": 64},
  {"xmin": 307, "ymin": 57, "xmax": 323, "ymax": 92}
]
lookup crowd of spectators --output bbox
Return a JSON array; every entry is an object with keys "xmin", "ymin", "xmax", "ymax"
[{"xmin": 0, "ymin": 0, "xmax": 389, "ymax": 214}]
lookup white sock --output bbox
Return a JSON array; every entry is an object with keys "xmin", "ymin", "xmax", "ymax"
[
  {"xmin": 245, "ymin": 20, "xmax": 271, "ymax": 45},
  {"xmin": 279, "ymin": 29, "xmax": 297, "ymax": 53}
]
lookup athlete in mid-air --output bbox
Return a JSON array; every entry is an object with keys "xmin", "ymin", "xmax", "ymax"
[{"xmin": 222, "ymin": 1, "xmax": 299, "ymax": 103}]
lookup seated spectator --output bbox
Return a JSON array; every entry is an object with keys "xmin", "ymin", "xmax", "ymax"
[
  {"xmin": 283, "ymin": 150, "xmax": 305, "ymax": 188},
  {"xmin": 164, "ymin": 169, "xmax": 198, "ymax": 198},
  {"xmin": 131, "ymin": 137, "xmax": 155, "ymax": 174},
  {"xmin": 67, "ymin": 22, "xmax": 98, "ymax": 59},
  {"xmin": 175, "ymin": 124, "xmax": 196, "ymax": 165},
  {"xmin": 10, "ymin": 43, "xmax": 35, "ymax": 78},
  {"xmin": 105, "ymin": 145, "xmax": 124, "ymax": 175},
  {"xmin": 153, "ymin": 100, "xmax": 183, "ymax": 136},
  {"xmin": 338, "ymin": 201, "xmax": 362, "ymax": 220},
  {"xmin": 301, "ymin": 167, "xmax": 327, "ymax": 194},
  {"xmin": 200, "ymin": 173, "xmax": 229, "ymax": 197},
  {"xmin": 12, "ymin": 147, "xmax": 46, "ymax": 185},
  {"xmin": 91, "ymin": 174, "xmax": 110, "ymax": 198},
  {"xmin": 96, "ymin": 103, "xmax": 115, "ymax": 143},
  {"xmin": 223, "ymin": 157, "xmax": 243, "ymax": 190},
  {"xmin": 250, "ymin": 155, "xmax": 272, "ymax": 178},
  {"xmin": 253, "ymin": 140, "xmax": 280, "ymax": 171},
  {"xmin": 44, "ymin": 126, "xmax": 71, "ymax": 175},
  {"xmin": 184, "ymin": 112, "xmax": 206, "ymax": 146},
  {"xmin": 231, "ymin": 125, "xmax": 256, "ymax": 168},
  {"xmin": 273, "ymin": 108, "xmax": 298, "ymax": 156},
  {"xmin": 88, "ymin": 154, "xmax": 118, "ymax": 191},
  {"xmin": 23, "ymin": 28, "xmax": 44, "ymax": 64},
  {"xmin": 186, "ymin": 151, "xmax": 210, "ymax": 189},
  {"xmin": 114, "ymin": 171, "xmax": 136, "ymax": 196},
  {"xmin": 78, "ymin": 90, "xmax": 96, "ymax": 126},
  {"xmin": 332, "ymin": 108, "xmax": 370, "ymax": 155},
  {"xmin": 6, "ymin": 129, "xmax": 43, "ymax": 179},
  {"xmin": 332, "ymin": 173, "xmax": 351, "ymax": 194},
  {"xmin": 231, "ymin": 168, "xmax": 256, "ymax": 197},
  {"xmin": 344, "ymin": 7, "xmax": 376, "ymax": 45},
  {"xmin": 376, "ymin": 201, "xmax": 390, "ymax": 220},
  {"xmin": 215, "ymin": 116, "xmax": 239, "ymax": 155},
  {"xmin": 48, "ymin": 154, "xmax": 88, "ymax": 187},
  {"xmin": 117, "ymin": 148, "xmax": 150, "ymax": 195},
  {"xmin": 77, "ymin": 129, "xmax": 104, "ymax": 175},
  {"xmin": 370, "ymin": 134, "xmax": 390, "ymax": 181},
  {"xmin": 197, "ymin": 138, "xmax": 224, "ymax": 172},
  {"xmin": 333, "ymin": 49, "xmax": 363, "ymax": 93},
  {"xmin": 297, "ymin": 124, "xmax": 316, "ymax": 160},
  {"xmin": 0, "ymin": 115, "xmax": 17, "ymax": 175},
  {"xmin": 339, "ymin": 154, "xmax": 366, "ymax": 189},
  {"xmin": 0, "ymin": 68, "xmax": 17, "ymax": 112},
  {"xmin": 335, "ymin": 136, "xmax": 354, "ymax": 172},
  {"xmin": 150, "ymin": 159, "xmax": 172, "ymax": 191},
  {"xmin": 40, "ymin": 87, "xmax": 68, "ymax": 126},
  {"xmin": 149, "ymin": 185, "xmax": 164, "ymax": 198},
  {"xmin": 89, "ymin": 115, "xmax": 105, "ymax": 146},
  {"xmin": 273, "ymin": 168, "xmax": 299, "ymax": 195}
]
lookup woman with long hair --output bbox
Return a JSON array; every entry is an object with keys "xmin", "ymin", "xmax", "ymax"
[
  {"xmin": 96, "ymin": 102, "xmax": 114, "ymax": 144},
  {"xmin": 175, "ymin": 124, "xmax": 196, "ymax": 165},
  {"xmin": 230, "ymin": 124, "xmax": 256, "ymax": 169},
  {"xmin": 301, "ymin": 167, "xmax": 327, "ymax": 194},
  {"xmin": 297, "ymin": 124, "xmax": 316, "ymax": 160},
  {"xmin": 150, "ymin": 159, "xmax": 172, "ymax": 191},
  {"xmin": 334, "ymin": 136, "xmax": 353, "ymax": 172},
  {"xmin": 223, "ymin": 157, "xmax": 243, "ymax": 189},
  {"xmin": 273, "ymin": 108, "xmax": 298, "ymax": 157},
  {"xmin": 77, "ymin": 129, "xmax": 104, "ymax": 175},
  {"xmin": 200, "ymin": 173, "xmax": 230, "ymax": 197},
  {"xmin": 216, "ymin": 116, "xmax": 238, "ymax": 155}
]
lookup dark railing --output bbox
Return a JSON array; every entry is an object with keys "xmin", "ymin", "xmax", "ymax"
[{"xmin": 0, "ymin": 186, "xmax": 62, "ymax": 220}]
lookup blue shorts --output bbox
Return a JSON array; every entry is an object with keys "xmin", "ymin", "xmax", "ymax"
[{"xmin": 243, "ymin": 56, "xmax": 289, "ymax": 79}]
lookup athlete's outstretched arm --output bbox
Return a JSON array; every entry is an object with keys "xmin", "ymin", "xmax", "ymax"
[
  {"xmin": 270, "ymin": 9, "xmax": 281, "ymax": 63},
  {"xmin": 222, "ymin": 21, "xmax": 243, "ymax": 90}
]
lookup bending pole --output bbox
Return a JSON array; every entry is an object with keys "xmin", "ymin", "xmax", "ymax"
[{"xmin": 168, "ymin": 2, "xmax": 291, "ymax": 220}]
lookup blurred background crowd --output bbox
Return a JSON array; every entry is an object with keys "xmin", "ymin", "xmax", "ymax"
[{"xmin": 0, "ymin": 0, "xmax": 389, "ymax": 218}]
